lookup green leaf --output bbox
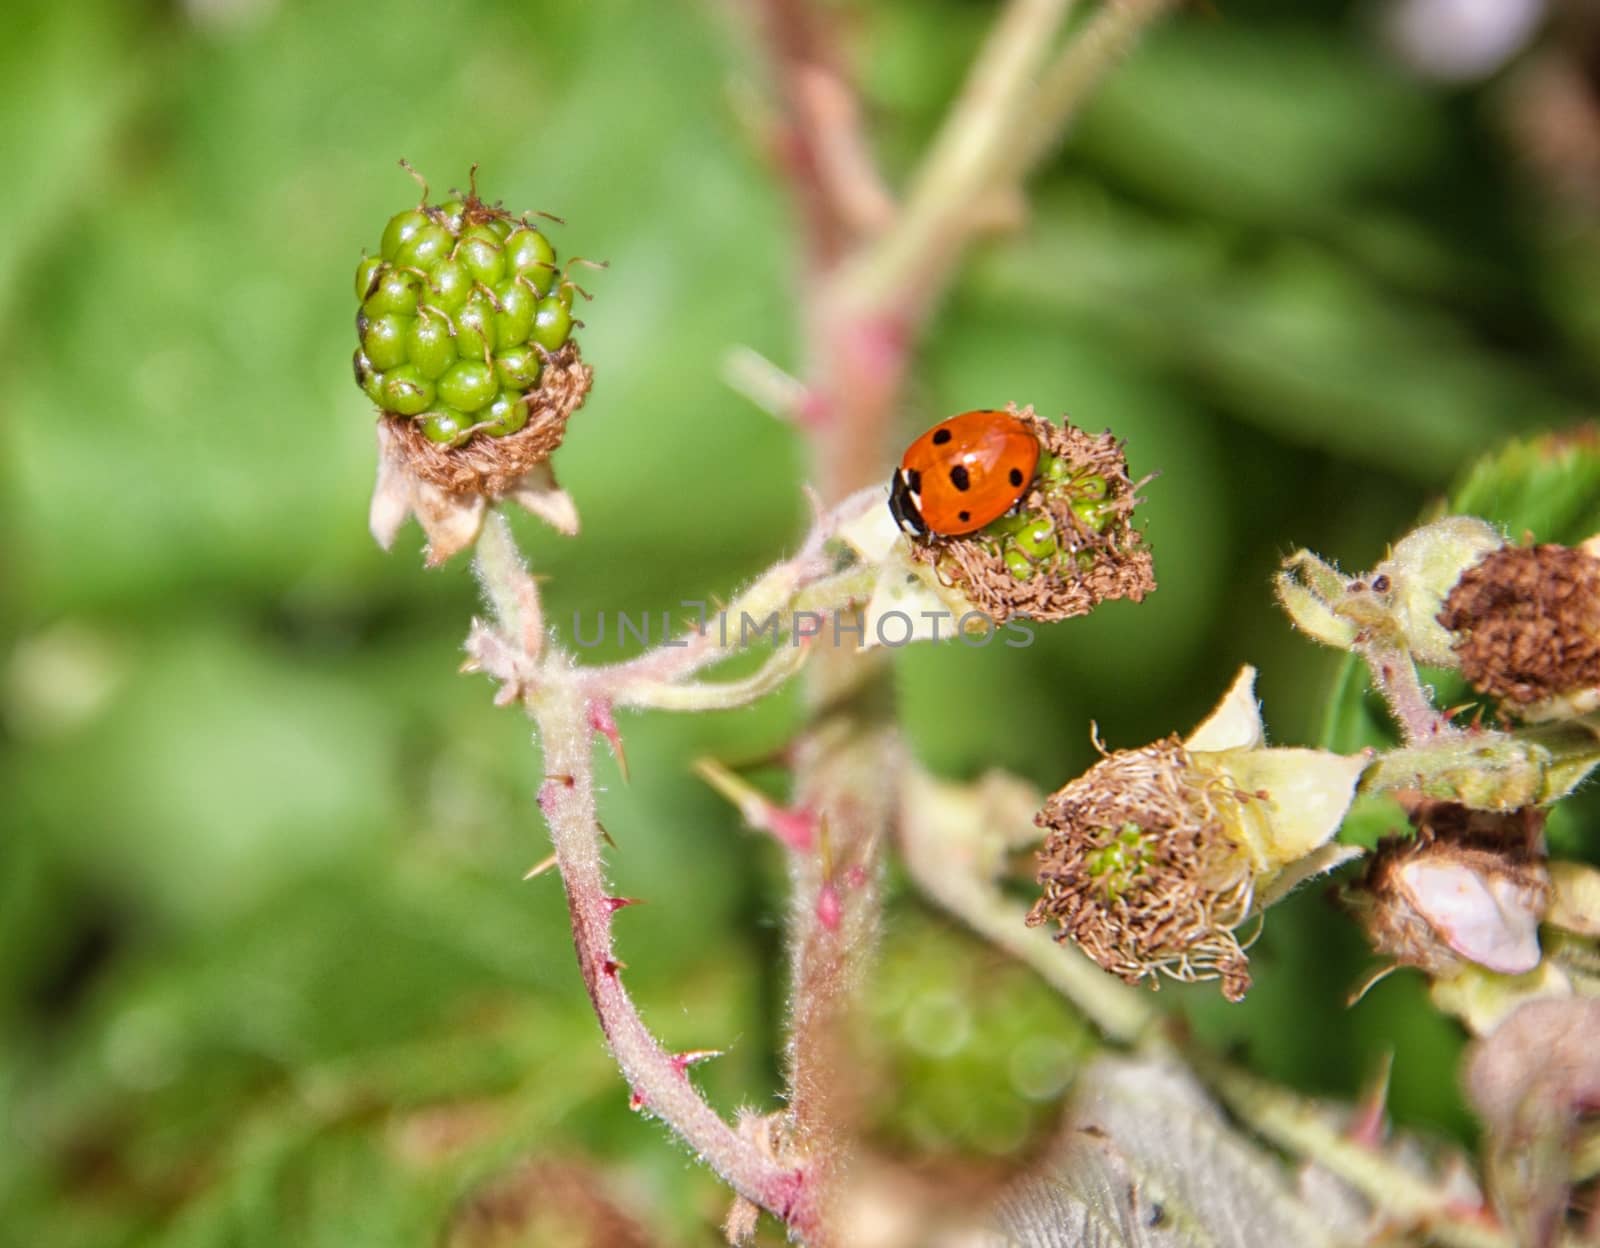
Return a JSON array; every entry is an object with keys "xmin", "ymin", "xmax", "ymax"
[{"xmin": 1449, "ymin": 427, "xmax": 1600, "ymax": 545}]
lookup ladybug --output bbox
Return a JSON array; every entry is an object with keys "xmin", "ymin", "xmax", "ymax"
[{"xmin": 888, "ymin": 409, "xmax": 1041, "ymax": 537}]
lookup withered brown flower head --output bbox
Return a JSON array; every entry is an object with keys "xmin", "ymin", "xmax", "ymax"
[
  {"xmin": 1026, "ymin": 737, "xmax": 1257, "ymax": 1002},
  {"xmin": 1439, "ymin": 542, "xmax": 1600, "ymax": 706},
  {"xmin": 1343, "ymin": 800, "xmax": 1550, "ymax": 977},
  {"xmin": 908, "ymin": 410, "xmax": 1156, "ymax": 625}
]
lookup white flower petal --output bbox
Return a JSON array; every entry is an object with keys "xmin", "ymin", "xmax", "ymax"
[
  {"xmin": 860, "ymin": 543, "xmax": 983, "ymax": 650},
  {"xmin": 1399, "ymin": 860, "xmax": 1543, "ymax": 975},
  {"xmin": 1186, "ymin": 665, "xmax": 1265, "ymax": 752},
  {"xmin": 837, "ymin": 494, "xmax": 902, "ymax": 563}
]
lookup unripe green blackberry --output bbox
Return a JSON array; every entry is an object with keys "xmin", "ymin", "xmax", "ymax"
[
  {"xmin": 352, "ymin": 167, "xmax": 589, "ymax": 451},
  {"xmin": 362, "ymin": 166, "xmax": 596, "ymax": 566}
]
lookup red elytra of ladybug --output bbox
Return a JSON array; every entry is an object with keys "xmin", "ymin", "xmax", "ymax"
[{"xmin": 889, "ymin": 409, "xmax": 1041, "ymax": 537}]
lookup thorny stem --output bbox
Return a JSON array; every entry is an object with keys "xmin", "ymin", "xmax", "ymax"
[
  {"xmin": 1012, "ymin": 0, "xmax": 1183, "ymax": 177},
  {"xmin": 752, "ymin": 0, "xmax": 893, "ymax": 266},
  {"xmin": 746, "ymin": 1, "xmax": 1181, "ymax": 1238},
  {"xmin": 839, "ymin": 0, "xmax": 1076, "ymax": 321},
  {"xmin": 580, "ymin": 485, "xmax": 878, "ymax": 703},
  {"xmin": 530, "ymin": 677, "xmax": 815, "ymax": 1231},
  {"xmin": 473, "ymin": 528, "xmax": 829, "ymax": 1232},
  {"xmin": 468, "ymin": 3, "xmax": 1190, "ymax": 1242}
]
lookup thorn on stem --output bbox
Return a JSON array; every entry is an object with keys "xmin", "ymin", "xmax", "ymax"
[
  {"xmin": 537, "ymin": 774, "xmax": 576, "ymax": 812},
  {"xmin": 523, "ymin": 851, "xmax": 559, "ymax": 880},
  {"xmin": 1347, "ymin": 1051, "xmax": 1393, "ymax": 1149},
  {"xmin": 600, "ymin": 957, "xmax": 625, "ymax": 979},
  {"xmin": 588, "ymin": 699, "xmax": 629, "ymax": 782},
  {"xmin": 693, "ymin": 757, "xmax": 816, "ymax": 852},
  {"xmin": 628, "ymin": 1088, "xmax": 646, "ymax": 1112},
  {"xmin": 671, "ymin": 1048, "xmax": 723, "ymax": 1076},
  {"xmin": 603, "ymin": 895, "xmax": 645, "ymax": 913}
]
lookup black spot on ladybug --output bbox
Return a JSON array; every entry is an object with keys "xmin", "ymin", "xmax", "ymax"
[
  {"xmin": 958, "ymin": 510, "xmax": 970, "ymax": 523},
  {"xmin": 949, "ymin": 465, "xmax": 971, "ymax": 491},
  {"xmin": 906, "ymin": 468, "xmax": 922, "ymax": 495},
  {"xmin": 1009, "ymin": 467, "xmax": 1024, "ymax": 487},
  {"xmin": 931, "ymin": 427, "xmax": 952, "ymax": 445}
]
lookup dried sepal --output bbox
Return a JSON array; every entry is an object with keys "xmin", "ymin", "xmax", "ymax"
[{"xmin": 368, "ymin": 345, "xmax": 588, "ymax": 565}]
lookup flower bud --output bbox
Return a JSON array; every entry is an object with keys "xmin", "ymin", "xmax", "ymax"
[{"xmin": 1342, "ymin": 800, "xmax": 1549, "ymax": 977}]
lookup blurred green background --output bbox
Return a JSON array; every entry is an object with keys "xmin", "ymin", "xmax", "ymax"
[{"xmin": 4, "ymin": 0, "xmax": 1599, "ymax": 1241}]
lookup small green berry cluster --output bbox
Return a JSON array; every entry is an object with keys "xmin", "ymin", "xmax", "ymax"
[
  {"xmin": 354, "ymin": 177, "xmax": 581, "ymax": 446},
  {"xmin": 1083, "ymin": 822, "xmax": 1153, "ymax": 902},
  {"xmin": 977, "ymin": 454, "xmax": 1117, "ymax": 581}
]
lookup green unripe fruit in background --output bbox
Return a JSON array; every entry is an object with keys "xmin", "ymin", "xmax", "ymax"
[{"xmin": 352, "ymin": 170, "xmax": 584, "ymax": 446}]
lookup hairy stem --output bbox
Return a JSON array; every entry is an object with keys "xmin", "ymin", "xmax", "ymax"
[
  {"xmin": 781, "ymin": 711, "xmax": 895, "ymax": 1225},
  {"xmin": 532, "ymin": 677, "xmax": 815, "ymax": 1231},
  {"xmin": 838, "ymin": 0, "xmax": 1178, "ymax": 325},
  {"xmin": 1358, "ymin": 641, "xmax": 1457, "ymax": 745},
  {"xmin": 838, "ymin": 0, "xmax": 1075, "ymax": 322}
]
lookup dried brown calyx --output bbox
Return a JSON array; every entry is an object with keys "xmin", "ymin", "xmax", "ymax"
[
  {"xmin": 1439, "ymin": 542, "xmax": 1600, "ymax": 707},
  {"xmin": 1027, "ymin": 737, "xmax": 1257, "ymax": 1003},
  {"xmin": 907, "ymin": 409, "xmax": 1156, "ymax": 625},
  {"xmin": 381, "ymin": 342, "xmax": 592, "ymax": 498}
]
